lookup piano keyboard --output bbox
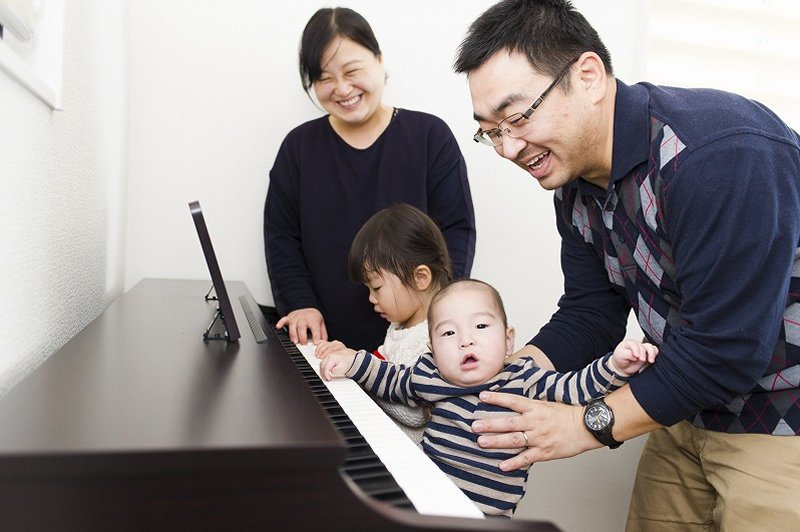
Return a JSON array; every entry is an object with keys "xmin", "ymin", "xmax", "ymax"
[{"xmin": 279, "ymin": 334, "xmax": 484, "ymax": 520}]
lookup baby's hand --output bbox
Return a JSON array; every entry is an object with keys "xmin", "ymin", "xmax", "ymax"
[
  {"xmin": 315, "ymin": 340, "xmax": 350, "ymax": 359},
  {"xmin": 610, "ymin": 340, "xmax": 659, "ymax": 376},
  {"xmin": 320, "ymin": 351, "xmax": 357, "ymax": 381}
]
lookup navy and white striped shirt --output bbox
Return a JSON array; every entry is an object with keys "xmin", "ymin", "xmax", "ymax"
[{"xmin": 346, "ymin": 351, "xmax": 628, "ymax": 516}]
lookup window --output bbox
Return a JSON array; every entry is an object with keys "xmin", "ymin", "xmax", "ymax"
[{"xmin": 646, "ymin": 0, "xmax": 800, "ymax": 129}]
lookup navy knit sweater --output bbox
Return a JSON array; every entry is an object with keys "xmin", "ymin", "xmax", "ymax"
[{"xmin": 265, "ymin": 109, "xmax": 475, "ymax": 349}]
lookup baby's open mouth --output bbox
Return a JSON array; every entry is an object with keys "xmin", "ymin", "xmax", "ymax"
[{"xmin": 461, "ymin": 354, "xmax": 478, "ymax": 368}]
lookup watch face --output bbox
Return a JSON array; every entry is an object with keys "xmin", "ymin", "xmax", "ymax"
[{"xmin": 585, "ymin": 403, "xmax": 612, "ymax": 431}]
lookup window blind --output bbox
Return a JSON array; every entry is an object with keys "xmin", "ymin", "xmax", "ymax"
[{"xmin": 646, "ymin": 0, "xmax": 800, "ymax": 129}]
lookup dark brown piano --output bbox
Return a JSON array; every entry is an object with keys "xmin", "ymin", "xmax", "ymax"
[{"xmin": 0, "ymin": 279, "xmax": 559, "ymax": 531}]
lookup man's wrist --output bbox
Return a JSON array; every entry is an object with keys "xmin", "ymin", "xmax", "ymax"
[
  {"xmin": 573, "ymin": 403, "xmax": 603, "ymax": 451},
  {"xmin": 602, "ymin": 386, "xmax": 663, "ymax": 442},
  {"xmin": 583, "ymin": 398, "xmax": 624, "ymax": 449}
]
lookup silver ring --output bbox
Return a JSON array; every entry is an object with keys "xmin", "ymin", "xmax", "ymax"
[{"xmin": 522, "ymin": 431, "xmax": 529, "ymax": 446}]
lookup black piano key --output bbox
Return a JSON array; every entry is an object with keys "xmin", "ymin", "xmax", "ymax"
[
  {"xmin": 364, "ymin": 486, "xmax": 415, "ymax": 508},
  {"xmin": 343, "ymin": 435, "xmax": 368, "ymax": 445},
  {"xmin": 344, "ymin": 443, "xmax": 379, "ymax": 459},
  {"xmin": 337, "ymin": 426, "xmax": 362, "ymax": 439},
  {"xmin": 347, "ymin": 463, "xmax": 399, "ymax": 480},
  {"xmin": 278, "ymin": 330, "xmax": 414, "ymax": 510},
  {"xmin": 354, "ymin": 475, "xmax": 406, "ymax": 492},
  {"xmin": 346, "ymin": 446, "xmax": 377, "ymax": 460},
  {"xmin": 344, "ymin": 456, "xmax": 385, "ymax": 470}
]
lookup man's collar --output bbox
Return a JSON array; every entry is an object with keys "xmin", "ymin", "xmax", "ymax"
[
  {"xmin": 574, "ymin": 79, "xmax": 650, "ymax": 198},
  {"xmin": 609, "ymin": 79, "xmax": 651, "ymax": 185}
]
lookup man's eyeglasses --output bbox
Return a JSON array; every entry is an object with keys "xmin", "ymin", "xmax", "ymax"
[{"xmin": 473, "ymin": 57, "xmax": 580, "ymax": 147}]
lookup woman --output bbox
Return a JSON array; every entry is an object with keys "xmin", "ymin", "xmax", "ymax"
[{"xmin": 264, "ymin": 7, "xmax": 475, "ymax": 350}]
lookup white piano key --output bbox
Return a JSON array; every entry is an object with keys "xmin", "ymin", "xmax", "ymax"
[{"xmin": 296, "ymin": 343, "xmax": 484, "ymax": 519}]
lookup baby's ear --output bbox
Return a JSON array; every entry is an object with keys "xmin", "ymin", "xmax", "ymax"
[
  {"xmin": 505, "ymin": 326, "xmax": 516, "ymax": 356},
  {"xmin": 414, "ymin": 265, "xmax": 433, "ymax": 291}
]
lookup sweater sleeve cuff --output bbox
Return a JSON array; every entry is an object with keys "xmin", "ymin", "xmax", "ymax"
[
  {"xmin": 283, "ymin": 297, "xmax": 321, "ymax": 314},
  {"xmin": 629, "ymin": 367, "xmax": 696, "ymax": 426},
  {"xmin": 528, "ymin": 332, "xmax": 587, "ymax": 372}
]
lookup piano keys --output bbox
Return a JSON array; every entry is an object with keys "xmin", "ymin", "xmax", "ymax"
[
  {"xmin": 287, "ymin": 336, "xmax": 484, "ymax": 518},
  {"xmin": 0, "ymin": 279, "xmax": 558, "ymax": 531}
]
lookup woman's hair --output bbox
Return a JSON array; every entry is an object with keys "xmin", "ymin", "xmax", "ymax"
[
  {"xmin": 454, "ymin": 0, "xmax": 612, "ymax": 82},
  {"xmin": 428, "ymin": 279, "xmax": 508, "ymax": 329},
  {"xmin": 348, "ymin": 204, "xmax": 452, "ymax": 291},
  {"xmin": 299, "ymin": 7, "xmax": 382, "ymax": 95}
]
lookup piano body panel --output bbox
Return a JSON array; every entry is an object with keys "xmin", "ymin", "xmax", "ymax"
[
  {"xmin": 0, "ymin": 464, "xmax": 349, "ymax": 531},
  {"xmin": 0, "ymin": 461, "xmax": 555, "ymax": 531},
  {"xmin": 0, "ymin": 279, "xmax": 559, "ymax": 531}
]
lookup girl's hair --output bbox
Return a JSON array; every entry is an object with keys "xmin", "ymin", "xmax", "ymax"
[
  {"xmin": 299, "ymin": 7, "xmax": 382, "ymax": 96},
  {"xmin": 348, "ymin": 204, "xmax": 452, "ymax": 291}
]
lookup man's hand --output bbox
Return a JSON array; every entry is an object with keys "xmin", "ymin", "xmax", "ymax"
[
  {"xmin": 471, "ymin": 391, "xmax": 600, "ymax": 471},
  {"xmin": 275, "ymin": 307, "xmax": 328, "ymax": 345},
  {"xmin": 473, "ymin": 387, "xmax": 662, "ymax": 471}
]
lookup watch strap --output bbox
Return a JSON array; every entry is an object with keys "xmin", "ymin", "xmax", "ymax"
[{"xmin": 592, "ymin": 427, "xmax": 623, "ymax": 449}]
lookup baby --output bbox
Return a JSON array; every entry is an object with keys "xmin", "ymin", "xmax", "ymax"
[{"xmin": 321, "ymin": 279, "xmax": 658, "ymax": 516}]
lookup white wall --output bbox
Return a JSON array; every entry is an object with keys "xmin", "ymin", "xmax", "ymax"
[{"xmin": 0, "ymin": 0, "xmax": 128, "ymax": 395}]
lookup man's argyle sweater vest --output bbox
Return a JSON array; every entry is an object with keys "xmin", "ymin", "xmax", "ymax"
[{"xmin": 555, "ymin": 118, "xmax": 800, "ymax": 435}]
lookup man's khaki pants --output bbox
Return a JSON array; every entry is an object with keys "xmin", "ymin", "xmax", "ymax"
[{"xmin": 626, "ymin": 421, "xmax": 800, "ymax": 531}]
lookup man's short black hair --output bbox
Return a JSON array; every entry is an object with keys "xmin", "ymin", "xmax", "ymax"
[{"xmin": 454, "ymin": 0, "xmax": 612, "ymax": 79}]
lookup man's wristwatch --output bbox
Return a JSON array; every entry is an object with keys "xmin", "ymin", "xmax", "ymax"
[{"xmin": 583, "ymin": 398, "xmax": 623, "ymax": 449}]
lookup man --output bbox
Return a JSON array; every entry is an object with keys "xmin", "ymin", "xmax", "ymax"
[{"xmin": 453, "ymin": 0, "xmax": 800, "ymax": 530}]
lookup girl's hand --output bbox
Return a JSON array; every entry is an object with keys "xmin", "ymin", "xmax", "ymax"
[
  {"xmin": 320, "ymin": 352, "xmax": 357, "ymax": 381},
  {"xmin": 315, "ymin": 340, "xmax": 350, "ymax": 359}
]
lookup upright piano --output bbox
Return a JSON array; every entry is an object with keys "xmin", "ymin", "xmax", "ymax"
[{"xmin": 0, "ymin": 279, "xmax": 559, "ymax": 531}]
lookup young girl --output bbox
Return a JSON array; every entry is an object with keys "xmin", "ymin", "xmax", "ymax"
[{"xmin": 315, "ymin": 203, "xmax": 453, "ymax": 444}]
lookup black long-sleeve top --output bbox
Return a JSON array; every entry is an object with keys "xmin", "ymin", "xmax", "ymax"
[{"xmin": 264, "ymin": 109, "xmax": 475, "ymax": 349}]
